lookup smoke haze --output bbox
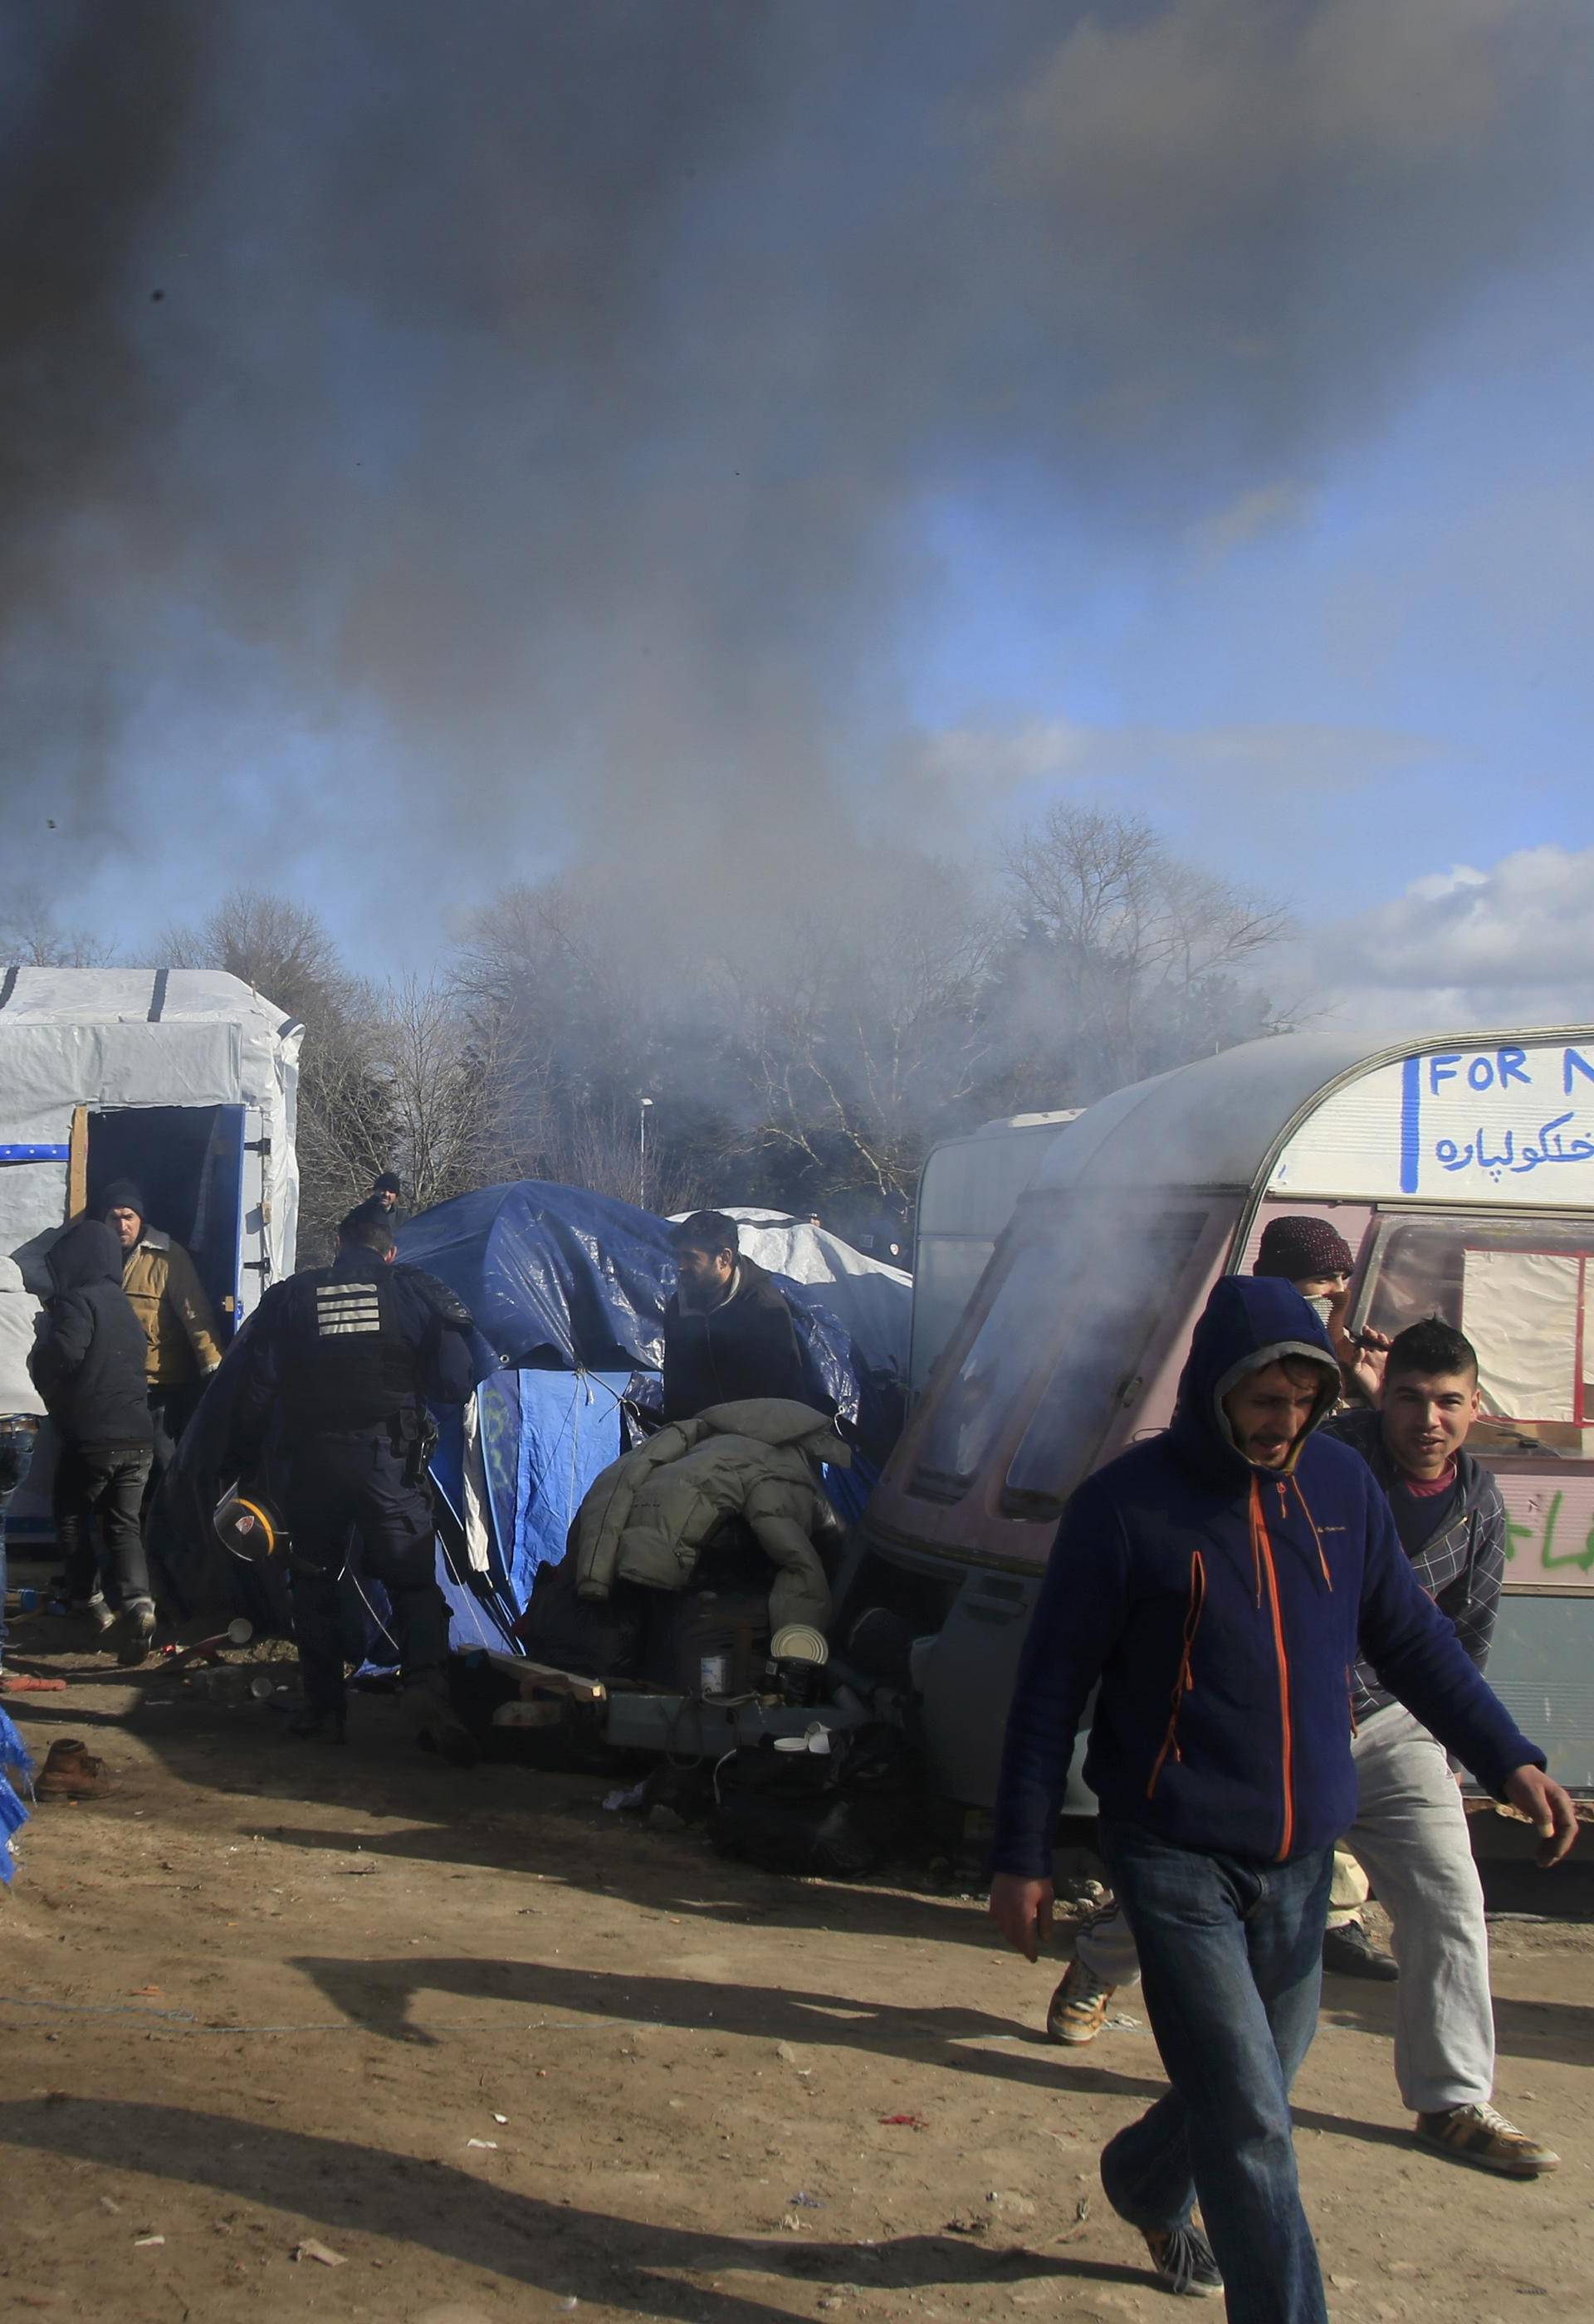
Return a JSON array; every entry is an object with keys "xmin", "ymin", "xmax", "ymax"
[{"xmin": 4, "ymin": 1, "xmax": 1593, "ymax": 955}]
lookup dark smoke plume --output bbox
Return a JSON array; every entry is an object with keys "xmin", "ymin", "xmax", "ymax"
[{"xmin": 3, "ymin": 2, "xmax": 1592, "ymax": 950}]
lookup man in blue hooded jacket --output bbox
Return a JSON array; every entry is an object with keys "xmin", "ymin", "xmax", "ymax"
[{"xmin": 989, "ymin": 1276, "xmax": 1574, "ymax": 2322}]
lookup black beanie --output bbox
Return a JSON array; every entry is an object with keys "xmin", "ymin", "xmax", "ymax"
[
  {"xmin": 1254, "ymin": 1214, "xmax": 1355, "ymax": 1282},
  {"xmin": 100, "ymin": 1178, "xmax": 149, "ymax": 1225},
  {"xmin": 373, "ymin": 1171, "xmax": 402, "ymax": 1197}
]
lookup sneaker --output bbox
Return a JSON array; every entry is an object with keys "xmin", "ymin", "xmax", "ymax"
[
  {"xmin": 1047, "ymin": 1955, "xmax": 1116, "ymax": 2045},
  {"xmin": 35, "ymin": 1737, "xmax": 113, "ymax": 1800},
  {"xmin": 1322, "ymin": 1919, "xmax": 1398, "ymax": 1980},
  {"xmin": 1142, "ymin": 2224, "xmax": 1223, "ymax": 2298},
  {"xmin": 1415, "ymin": 2102, "xmax": 1559, "ymax": 2177},
  {"xmin": 72, "ymin": 1595, "xmax": 116, "ymax": 1637},
  {"xmin": 117, "ymin": 1604, "xmax": 158, "ymax": 1667}
]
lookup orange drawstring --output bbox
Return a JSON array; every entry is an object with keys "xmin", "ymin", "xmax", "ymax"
[
  {"xmin": 1147, "ymin": 1551, "xmax": 1205, "ymax": 1798},
  {"xmin": 1290, "ymin": 1472, "xmax": 1333, "ymax": 1589}
]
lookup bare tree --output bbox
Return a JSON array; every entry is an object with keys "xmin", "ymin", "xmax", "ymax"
[
  {"xmin": 721, "ymin": 867, "xmax": 999, "ymax": 1208},
  {"xmin": 0, "ymin": 883, "xmax": 117, "ymax": 967},
  {"xmin": 993, "ymin": 805, "xmax": 1290, "ymax": 1101}
]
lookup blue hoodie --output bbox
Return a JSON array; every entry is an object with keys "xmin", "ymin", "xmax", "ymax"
[{"xmin": 990, "ymin": 1276, "xmax": 1544, "ymax": 1875}]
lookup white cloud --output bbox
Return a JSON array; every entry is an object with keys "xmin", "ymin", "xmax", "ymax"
[{"xmin": 1303, "ymin": 845, "xmax": 1594, "ymax": 1032}]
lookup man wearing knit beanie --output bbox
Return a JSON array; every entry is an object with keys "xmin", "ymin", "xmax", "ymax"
[{"xmin": 1254, "ymin": 1213, "xmax": 1356, "ymax": 1291}]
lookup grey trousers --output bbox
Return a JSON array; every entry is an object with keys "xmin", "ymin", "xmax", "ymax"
[{"xmin": 1073, "ymin": 1704, "xmax": 1494, "ymax": 2113}]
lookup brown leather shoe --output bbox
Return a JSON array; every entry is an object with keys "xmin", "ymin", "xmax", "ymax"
[{"xmin": 35, "ymin": 1737, "xmax": 113, "ymax": 1800}]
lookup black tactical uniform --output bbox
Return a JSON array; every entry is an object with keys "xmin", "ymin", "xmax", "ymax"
[{"xmin": 225, "ymin": 1244, "xmax": 475, "ymax": 1744}]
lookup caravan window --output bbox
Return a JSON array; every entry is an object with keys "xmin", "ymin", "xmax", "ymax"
[
  {"xmin": 908, "ymin": 1200, "xmax": 1210, "ymax": 1510},
  {"xmin": 1001, "ymin": 1208, "xmax": 1210, "ymax": 1519},
  {"xmin": 907, "ymin": 1228, "xmax": 1074, "ymax": 1502},
  {"xmin": 1356, "ymin": 1214, "xmax": 1594, "ymax": 1458}
]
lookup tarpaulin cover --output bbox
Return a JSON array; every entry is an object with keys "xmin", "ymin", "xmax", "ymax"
[
  {"xmin": 397, "ymin": 1181, "xmax": 864, "ymax": 1424},
  {"xmin": 670, "ymin": 1208, "xmax": 911, "ymax": 1384},
  {"xmin": 159, "ymin": 1182, "xmax": 888, "ymax": 1661},
  {"xmin": 1, "ymin": 1704, "xmax": 32, "ymax": 1882}
]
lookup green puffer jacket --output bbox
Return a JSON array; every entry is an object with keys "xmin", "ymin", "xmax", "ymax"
[{"xmin": 570, "ymin": 1398, "xmax": 846, "ymax": 1633}]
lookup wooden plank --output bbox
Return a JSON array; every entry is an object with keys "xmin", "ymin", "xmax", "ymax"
[{"xmin": 67, "ymin": 1104, "xmax": 89, "ymax": 1220}]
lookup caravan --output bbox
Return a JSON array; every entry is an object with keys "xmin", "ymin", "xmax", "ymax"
[{"xmin": 845, "ymin": 1028, "xmax": 1594, "ymax": 1814}]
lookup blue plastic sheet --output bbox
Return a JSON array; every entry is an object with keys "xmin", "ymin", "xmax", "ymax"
[
  {"xmin": 396, "ymin": 1181, "xmax": 863, "ymax": 1426},
  {"xmin": 161, "ymin": 1182, "xmax": 887, "ymax": 1650},
  {"xmin": 1, "ymin": 1706, "xmax": 32, "ymax": 1882}
]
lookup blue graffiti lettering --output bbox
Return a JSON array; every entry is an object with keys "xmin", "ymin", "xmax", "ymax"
[
  {"xmin": 1565, "ymin": 1047, "xmax": 1594, "ymax": 1094},
  {"xmin": 1497, "ymin": 1047, "xmax": 1530, "ymax": 1087},
  {"xmin": 1430, "ymin": 1054, "xmax": 1461, "ymax": 1093}
]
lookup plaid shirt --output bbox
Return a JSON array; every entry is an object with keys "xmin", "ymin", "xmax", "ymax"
[{"xmin": 1324, "ymin": 1408, "xmax": 1506, "ymax": 1720}]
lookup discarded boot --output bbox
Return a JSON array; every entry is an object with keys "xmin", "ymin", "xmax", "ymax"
[{"xmin": 35, "ymin": 1737, "xmax": 112, "ymax": 1800}]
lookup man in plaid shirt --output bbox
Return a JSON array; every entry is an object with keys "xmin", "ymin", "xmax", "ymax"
[{"xmin": 1318, "ymin": 1316, "xmax": 1554, "ymax": 2175}]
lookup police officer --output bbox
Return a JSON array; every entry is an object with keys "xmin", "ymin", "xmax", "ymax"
[{"xmin": 224, "ymin": 1200, "xmax": 476, "ymax": 1760}]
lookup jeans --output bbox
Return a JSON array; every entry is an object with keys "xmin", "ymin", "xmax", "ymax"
[
  {"xmin": 1098, "ymin": 1819, "xmax": 1334, "ymax": 2324},
  {"xmin": 1343, "ymin": 1704, "xmax": 1493, "ymax": 2112},
  {"xmin": 56, "ymin": 1440, "xmax": 154, "ymax": 1614},
  {"xmin": 0, "ymin": 1418, "xmax": 38, "ymax": 1662},
  {"xmin": 1078, "ymin": 1706, "xmax": 1494, "ymax": 2115}
]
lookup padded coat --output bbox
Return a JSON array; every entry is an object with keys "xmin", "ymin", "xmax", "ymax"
[{"xmin": 571, "ymin": 1398, "xmax": 845, "ymax": 1632}]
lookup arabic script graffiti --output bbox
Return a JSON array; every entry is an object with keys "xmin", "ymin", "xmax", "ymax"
[{"xmin": 1435, "ymin": 1111, "xmax": 1594, "ymax": 1184}]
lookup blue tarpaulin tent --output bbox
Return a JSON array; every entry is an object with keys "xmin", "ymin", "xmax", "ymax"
[
  {"xmin": 400, "ymin": 1183, "xmax": 875, "ymax": 1649},
  {"xmin": 164, "ymin": 1181, "xmax": 883, "ymax": 1658}
]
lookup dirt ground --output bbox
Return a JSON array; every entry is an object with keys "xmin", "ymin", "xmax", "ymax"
[{"xmin": 3, "ymin": 1618, "xmax": 1593, "ymax": 2324}]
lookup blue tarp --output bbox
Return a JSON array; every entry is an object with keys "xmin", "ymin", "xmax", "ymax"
[
  {"xmin": 396, "ymin": 1180, "xmax": 863, "ymax": 1424},
  {"xmin": 428, "ymin": 1365, "xmax": 630, "ymax": 1641},
  {"xmin": 162, "ymin": 1182, "xmax": 887, "ymax": 1658}
]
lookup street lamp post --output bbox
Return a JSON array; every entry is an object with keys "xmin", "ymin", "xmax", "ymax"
[{"xmin": 638, "ymin": 1096, "xmax": 655, "ymax": 1211}]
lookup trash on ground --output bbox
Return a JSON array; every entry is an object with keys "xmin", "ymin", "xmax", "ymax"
[
  {"xmin": 878, "ymin": 2112, "xmax": 927, "ymax": 2129},
  {"xmin": 291, "ymin": 2240, "xmax": 347, "ymax": 2267}
]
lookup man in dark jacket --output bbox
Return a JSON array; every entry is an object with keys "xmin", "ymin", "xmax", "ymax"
[
  {"xmin": 662, "ymin": 1212, "xmax": 814, "ymax": 1421},
  {"xmin": 27, "ymin": 1217, "xmax": 159, "ymax": 1663},
  {"xmin": 989, "ymin": 1277, "xmax": 1574, "ymax": 2319},
  {"xmin": 224, "ymin": 1202, "xmax": 476, "ymax": 1759}
]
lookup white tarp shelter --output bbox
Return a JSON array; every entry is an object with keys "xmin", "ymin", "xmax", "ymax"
[{"xmin": 0, "ymin": 966, "xmax": 301, "ymax": 1413}]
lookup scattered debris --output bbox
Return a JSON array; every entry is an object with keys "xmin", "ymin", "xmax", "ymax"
[
  {"xmin": 492, "ymin": 2112, "xmax": 509, "ymax": 2124},
  {"xmin": 788, "ymin": 2191, "xmax": 824, "ymax": 2209},
  {"xmin": 878, "ymin": 2113, "xmax": 927, "ymax": 2130},
  {"xmin": 97, "ymin": 2196, "xmax": 123, "ymax": 2216},
  {"xmin": 944, "ymin": 2215, "xmax": 990, "ymax": 2238},
  {"xmin": 467, "ymin": 2138, "xmax": 499, "ymax": 2150},
  {"xmin": 291, "ymin": 2240, "xmax": 347, "ymax": 2268},
  {"xmin": 133, "ymin": 2236, "xmax": 164, "ymax": 2249}
]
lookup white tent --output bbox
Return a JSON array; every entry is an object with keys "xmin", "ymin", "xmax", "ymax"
[
  {"xmin": 0, "ymin": 967, "xmax": 301, "ymax": 1413},
  {"xmin": 673, "ymin": 1206, "xmax": 912, "ymax": 1382}
]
